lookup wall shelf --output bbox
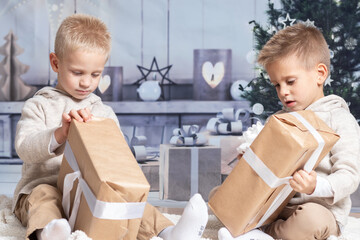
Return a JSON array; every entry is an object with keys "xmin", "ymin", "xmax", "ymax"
[
  {"xmin": 0, "ymin": 100, "xmax": 252, "ymax": 164},
  {"xmin": 0, "ymin": 100, "xmax": 250, "ymax": 115}
]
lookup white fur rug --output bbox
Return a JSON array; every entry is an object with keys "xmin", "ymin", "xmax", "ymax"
[{"xmin": 0, "ymin": 195, "xmax": 359, "ymax": 240}]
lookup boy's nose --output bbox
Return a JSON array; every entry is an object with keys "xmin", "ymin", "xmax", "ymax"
[
  {"xmin": 279, "ymin": 86, "xmax": 290, "ymax": 97},
  {"xmin": 79, "ymin": 77, "xmax": 91, "ymax": 88}
]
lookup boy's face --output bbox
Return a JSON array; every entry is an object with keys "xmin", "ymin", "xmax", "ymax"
[
  {"xmin": 50, "ymin": 49, "xmax": 107, "ymax": 100},
  {"xmin": 266, "ymin": 54, "xmax": 327, "ymax": 111}
]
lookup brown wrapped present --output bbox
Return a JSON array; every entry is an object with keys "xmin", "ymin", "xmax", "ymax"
[
  {"xmin": 57, "ymin": 118, "xmax": 150, "ymax": 240},
  {"xmin": 208, "ymin": 110, "xmax": 340, "ymax": 237},
  {"xmin": 204, "ymin": 132, "xmax": 245, "ymax": 175},
  {"xmin": 139, "ymin": 160, "xmax": 160, "ymax": 192}
]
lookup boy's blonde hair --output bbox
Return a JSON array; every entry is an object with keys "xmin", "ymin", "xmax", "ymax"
[
  {"xmin": 54, "ymin": 14, "xmax": 111, "ymax": 60},
  {"xmin": 258, "ymin": 23, "xmax": 330, "ymax": 71}
]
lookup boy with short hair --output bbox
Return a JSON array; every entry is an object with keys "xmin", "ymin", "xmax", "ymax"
[
  {"xmin": 218, "ymin": 23, "xmax": 360, "ymax": 240},
  {"xmin": 13, "ymin": 14, "xmax": 208, "ymax": 240}
]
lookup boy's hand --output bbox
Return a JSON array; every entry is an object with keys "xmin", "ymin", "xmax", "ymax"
[
  {"xmin": 54, "ymin": 108, "xmax": 92, "ymax": 144},
  {"xmin": 289, "ymin": 170, "xmax": 317, "ymax": 195}
]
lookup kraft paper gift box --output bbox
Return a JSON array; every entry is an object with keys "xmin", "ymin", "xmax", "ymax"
[
  {"xmin": 159, "ymin": 144, "xmax": 221, "ymax": 201},
  {"xmin": 57, "ymin": 118, "xmax": 150, "ymax": 240},
  {"xmin": 209, "ymin": 110, "xmax": 340, "ymax": 237},
  {"xmin": 204, "ymin": 132, "xmax": 245, "ymax": 175},
  {"xmin": 139, "ymin": 160, "xmax": 160, "ymax": 192},
  {"xmin": 205, "ymin": 108, "xmax": 250, "ymax": 175}
]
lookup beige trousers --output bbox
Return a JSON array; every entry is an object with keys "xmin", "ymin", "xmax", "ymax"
[
  {"xmin": 264, "ymin": 202, "xmax": 340, "ymax": 240},
  {"xmin": 209, "ymin": 186, "xmax": 340, "ymax": 240},
  {"xmin": 14, "ymin": 184, "xmax": 173, "ymax": 240}
]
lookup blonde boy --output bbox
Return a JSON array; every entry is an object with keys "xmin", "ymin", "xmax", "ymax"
[
  {"xmin": 218, "ymin": 23, "xmax": 360, "ymax": 240},
  {"xmin": 13, "ymin": 14, "xmax": 208, "ymax": 240}
]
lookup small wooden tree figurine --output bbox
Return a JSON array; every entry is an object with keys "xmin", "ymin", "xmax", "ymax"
[{"xmin": 0, "ymin": 30, "xmax": 36, "ymax": 101}]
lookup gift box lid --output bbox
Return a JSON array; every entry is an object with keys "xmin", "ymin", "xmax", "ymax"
[{"xmin": 274, "ymin": 111, "xmax": 338, "ymax": 134}]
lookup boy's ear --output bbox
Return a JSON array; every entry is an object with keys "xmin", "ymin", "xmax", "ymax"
[
  {"xmin": 49, "ymin": 53, "xmax": 60, "ymax": 73},
  {"xmin": 316, "ymin": 63, "xmax": 328, "ymax": 85}
]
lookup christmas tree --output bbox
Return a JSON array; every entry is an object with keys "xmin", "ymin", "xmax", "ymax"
[
  {"xmin": 243, "ymin": 0, "xmax": 360, "ymax": 121},
  {"xmin": 0, "ymin": 30, "xmax": 36, "ymax": 101}
]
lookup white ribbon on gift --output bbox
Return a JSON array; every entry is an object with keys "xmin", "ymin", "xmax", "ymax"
[
  {"xmin": 190, "ymin": 147, "xmax": 199, "ymax": 196},
  {"xmin": 242, "ymin": 112, "xmax": 325, "ymax": 228},
  {"xmin": 130, "ymin": 136, "xmax": 148, "ymax": 161},
  {"xmin": 62, "ymin": 141, "xmax": 146, "ymax": 230},
  {"xmin": 207, "ymin": 108, "xmax": 249, "ymax": 135},
  {"xmin": 170, "ymin": 125, "xmax": 207, "ymax": 146},
  {"xmin": 159, "ymin": 146, "xmax": 200, "ymax": 199}
]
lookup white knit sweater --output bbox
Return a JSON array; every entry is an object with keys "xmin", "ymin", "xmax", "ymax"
[{"xmin": 12, "ymin": 87, "xmax": 120, "ymax": 211}]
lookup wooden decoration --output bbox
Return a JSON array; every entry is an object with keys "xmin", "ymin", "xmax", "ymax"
[
  {"xmin": 96, "ymin": 66, "xmax": 123, "ymax": 101},
  {"xmin": 0, "ymin": 31, "xmax": 36, "ymax": 101},
  {"xmin": 193, "ymin": 49, "xmax": 232, "ymax": 100}
]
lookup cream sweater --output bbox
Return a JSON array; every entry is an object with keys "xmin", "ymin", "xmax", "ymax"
[
  {"xmin": 13, "ymin": 87, "xmax": 120, "ymax": 211},
  {"xmin": 281, "ymin": 95, "xmax": 360, "ymax": 228}
]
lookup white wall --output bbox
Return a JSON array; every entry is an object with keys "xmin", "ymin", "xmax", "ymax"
[{"xmin": 0, "ymin": 0, "xmax": 281, "ymax": 86}]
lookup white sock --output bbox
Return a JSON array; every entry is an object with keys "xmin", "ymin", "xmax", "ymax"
[
  {"xmin": 36, "ymin": 218, "xmax": 71, "ymax": 240},
  {"xmin": 159, "ymin": 193, "xmax": 208, "ymax": 240},
  {"xmin": 218, "ymin": 227, "xmax": 274, "ymax": 240}
]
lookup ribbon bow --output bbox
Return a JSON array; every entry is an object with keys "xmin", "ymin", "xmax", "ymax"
[
  {"xmin": 125, "ymin": 135, "xmax": 159, "ymax": 161},
  {"xmin": 170, "ymin": 125, "xmax": 207, "ymax": 146},
  {"xmin": 130, "ymin": 136, "xmax": 148, "ymax": 161},
  {"xmin": 237, "ymin": 121, "xmax": 264, "ymax": 154},
  {"xmin": 206, "ymin": 108, "xmax": 250, "ymax": 135}
]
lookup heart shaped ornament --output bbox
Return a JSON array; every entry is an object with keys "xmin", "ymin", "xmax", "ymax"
[
  {"xmin": 202, "ymin": 61, "xmax": 225, "ymax": 89},
  {"xmin": 98, "ymin": 75, "xmax": 111, "ymax": 94}
]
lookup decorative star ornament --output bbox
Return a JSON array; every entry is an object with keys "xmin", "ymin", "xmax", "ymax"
[
  {"xmin": 304, "ymin": 19, "xmax": 315, "ymax": 27},
  {"xmin": 280, "ymin": 13, "xmax": 296, "ymax": 28},
  {"xmin": 325, "ymin": 77, "xmax": 334, "ymax": 87},
  {"xmin": 134, "ymin": 57, "xmax": 174, "ymax": 86},
  {"xmin": 134, "ymin": 57, "xmax": 175, "ymax": 100}
]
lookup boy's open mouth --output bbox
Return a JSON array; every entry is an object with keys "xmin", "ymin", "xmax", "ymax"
[{"xmin": 285, "ymin": 100, "xmax": 296, "ymax": 107}]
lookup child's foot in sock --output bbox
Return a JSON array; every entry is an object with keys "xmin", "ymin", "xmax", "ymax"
[
  {"xmin": 218, "ymin": 227, "xmax": 274, "ymax": 240},
  {"xmin": 36, "ymin": 218, "xmax": 71, "ymax": 240},
  {"xmin": 159, "ymin": 193, "xmax": 208, "ymax": 240}
]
